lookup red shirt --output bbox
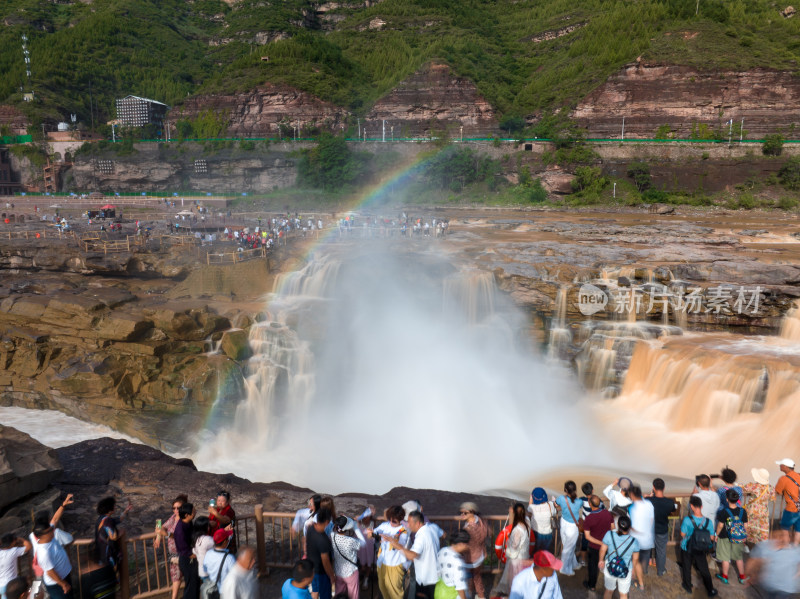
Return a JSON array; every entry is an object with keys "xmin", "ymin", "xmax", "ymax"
[
  {"xmin": 210, "ymin": 504, "xmax": 235, "ymax": 530},
  {"xmin": 584, "ymin": 509, "xmax": 615, "ymax": 549}
]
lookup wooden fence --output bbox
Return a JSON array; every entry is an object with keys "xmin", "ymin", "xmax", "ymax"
[
  {"xmin": 81, "ymin": 237, "xmax": 131, "ymax": 253},
  {"xmin": 0, "ymin": 229, "xmax": 74, "ymax": 240},
  {"xmin": 206, "ymin": 246, "xmax": 267, "ymax": 265}
]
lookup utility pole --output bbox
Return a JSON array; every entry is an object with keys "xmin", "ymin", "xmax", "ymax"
[
  {"xmin": 621, "ymin": 117, "xmax": 625, "ymax": 141},
  {"xmin": 728, "ymin": 118, "xmax": 733, "ymax": 144},
  {"xmin": 460, "ymin": 126, "xmax": 463, "ymax": 142},
  {"xmin": 112, "ymin": 123, "xmax": 116, "ymax": 143},
  {"xmin": 382, "ymin": 119, "xmax": 386, "ymax": 142},
  {"xmin": 357, "ymin": 118, "xmax": 360, "ymax": 140},
  {"xmin": 740, "ymin": 118, "xmax": 744, "ymax": 142},
  {"xmin": 391, "ymin": 125, "xmax": 394, "ymax": 142}
]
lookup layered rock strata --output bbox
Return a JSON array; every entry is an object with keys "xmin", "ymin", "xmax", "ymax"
[
  {"xmin": 573, "ymin": 64, "xmax": 800, "ymax": 139},
  {"xmin": 367, "ymin": 63, "xmax": 498, "ymax": 137}
]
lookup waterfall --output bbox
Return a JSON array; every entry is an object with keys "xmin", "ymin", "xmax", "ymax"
[
  {"xmin": 194, "ymin": 246, "xmax": 597, "ymax": 494},
  {"xmin": 547, "ymin": 285, "xmax": 571, "ymax": 360},
  {"xmin": 596, "ymin": 330, "xmax": 800, "ymax": 476},
  {"xmin": 780, "ymin": 300, "xmax": 800, "ymax": 341}
]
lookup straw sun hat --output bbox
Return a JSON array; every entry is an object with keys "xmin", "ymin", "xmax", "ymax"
[{"xmin": 751, "ymin": 467, "xmax": 770, "ymax": 485}]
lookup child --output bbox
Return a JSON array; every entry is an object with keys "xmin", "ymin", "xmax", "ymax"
[
  {"xmin": 282, "ymin": 559, "xmax": 314, "ymax": 599},
  {"xmin": 715, "ymin": 488, "xmax": 749, "ymax": 585}
]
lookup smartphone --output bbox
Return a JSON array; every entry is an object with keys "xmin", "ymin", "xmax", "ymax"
[
  {"xmin": 209, "ymin": 499, "xmax": 216, "ymax": 508},
  {"xmin": 156, "ymin": 519, "xmax": 162, "ymax": 529}
]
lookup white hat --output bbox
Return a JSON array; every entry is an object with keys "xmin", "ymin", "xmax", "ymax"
[
  {"xmin": 776, "ymin": 458, "xmax": 796, "ymax": 469},
  {"xmin": 339, "ymin": 516, "xmax": 355, "ymax": 532},
  {"xmin": 402, "ymin": 500, "xmax": 421, "ymax": 520},
  {"xmin": 751, "ymin": 468, "xmax": 770, "ymax": 485}
]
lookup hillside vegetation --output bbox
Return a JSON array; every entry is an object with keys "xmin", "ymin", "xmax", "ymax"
[{"xmin": 1, "ymin": 0, "xmax": 800, "ymax": 128}]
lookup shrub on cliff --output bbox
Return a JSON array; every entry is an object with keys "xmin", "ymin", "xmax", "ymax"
[
  {"xmin": 779, "ymin": 157, "xmax": 800, "ymax": 190},
  {"xmin": 297, "ymin": 133, "xmax": 368, "ymax": 190},
  {"xmin": 423, "ymin": 146, "xmax": 501, "ymax": 190},
  {"xmin": 763, "ymin": 134, "xmax": 784, "ymax": 156},
  {"xmin": 627, "ymin": 162, "xmax": 652, "ymax": 191},
  {"xmin": 571, "ymin": 166, "xmax": 609, "ymax": 195}
]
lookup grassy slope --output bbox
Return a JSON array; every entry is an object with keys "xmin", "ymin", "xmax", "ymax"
[{"xmin": 1, "ymin": 0, "xmax": 800, "ymax": 127}]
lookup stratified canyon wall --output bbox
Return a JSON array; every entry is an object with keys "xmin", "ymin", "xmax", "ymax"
[
  {"xmin": 366, "ymin": 63, "xmax": 498, "ymax": 137},
  {"xmin": 572, "ymin": 64, "xmax": 800, "ymax": 138},
  {"xmin": 170, "ymin": 83, "xmax": 349, "ymax": 137}
]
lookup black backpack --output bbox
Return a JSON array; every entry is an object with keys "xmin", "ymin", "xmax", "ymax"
[{"xmin": 687, "ymin": 517, "xmax": 714, "ymax": 554}]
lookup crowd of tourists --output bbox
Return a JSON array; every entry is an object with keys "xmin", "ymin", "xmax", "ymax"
[
  {"xmin": 283, "ymin": 461, "xmax": 800, "ymax": 599},
  {"xmin": 336, "ymin": 213, "xmax": 449, "ymax": 238},
  {"xmin": 0, "ymin": 490, "xmax": 258, "ymax": 599},
  {"xmin": 2, "ymin": 461, "xmax": 798, "ymax": 599}
]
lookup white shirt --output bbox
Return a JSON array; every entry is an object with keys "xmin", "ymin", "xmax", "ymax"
[
  {"xmin": 603, "ymin": 485, "xmax": 633, "ymax": 511},
  {"xmin": 0, "ymin": 547, "xmax": 27, "ymax": 587},
  {"xmin": 437, "ymin": 547, "xmax": 467, "ymax": 591},
  {"xmin": 410, "ymin": 524, "xmax": 440, "ymax": 585},
  {"xmin": 694, "ymin": 490, "xmax": 720, "ymax": 521},
  {"xmin": 374, "ymin": 523, "xmax": 410, "ymax": 568},
  {"xmin": 220, "ymin": 563, "xmax": 257, "ymax": 599},
  {"xmin": 291, "ymin": 508, "xmax": 311, "ymax": 534},
  {"xmin": 194, "ymin": 536, "xmax": 215, "ymax": 578},
  {"xmin": 629, "ymin": 500, "xmax": 655, "ymax": 550},
  {"xmin": 204, "ymin": 549, "xmax": 235, "ymax": 585},
  {"xmin": 330, "ymin": 529, "xmax": 366, "ymax": 578},
  {"xmin": 509, "ymin": 569, "xmax": 563, "ymax": 599},
  {"xmin": 34, "ymin": 539, "xmax": 71, "ymax": 586},
  {"xmin": 528, "ymin": 502, "xmax": 556, "ymax": 534}
]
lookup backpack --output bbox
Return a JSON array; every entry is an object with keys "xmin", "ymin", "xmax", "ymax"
[
  {"xmin": 200, "ymin": 551, "xmax": 232, "ymax": 599},
  {"xmin": 606, "ymin": 533, "xmax": 635, "ymax": 578},
  {"xmin": 687, "ymin": 518, "xmax": 714, "ymax": 554},
  {"xmin": 724, "ymin": 507, "xmax": 747, "ymax": 544}
]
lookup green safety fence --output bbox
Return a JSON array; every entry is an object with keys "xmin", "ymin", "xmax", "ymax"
[{"xmin": 0, "ymin": 135, "xmax": 33, "ymax": 144}]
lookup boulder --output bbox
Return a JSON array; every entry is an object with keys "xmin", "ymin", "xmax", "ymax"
[
  {"xmin": 648, "ymin": 203, "xmax": 675, "ymax": 214},
  {"xmin": 220, "ymin": 329, "xmax": 252, "ymax": 361},
  {"xmin": 0, "ymin": 425, "xmax": 62, "ymax": 511}
]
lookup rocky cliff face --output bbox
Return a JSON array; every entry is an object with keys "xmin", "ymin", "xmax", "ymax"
[
  {"xmin": 69, "ymin": 142, "xmax": 300, "ymax": 194},
  {"xmin": 0, "ymin": 425, "xmax": 61, "ymax": 511},
  {"xmin": 572, "ymin": 64, "xmax": 800, "ymax": 138},
  {"xmin": 0, "ymin": 105, "xmax": 30, "ymax": 136},
  {"xmin": 366, "ymin": 63, "xmax": 498, "ymax": 137},
  {"xmin": 0, "ymin": 239, "xmax": 269, "ymax": 449},
  {"xmin": 171, "ymin": 84, "xmax": 348, "ymax": 138}
]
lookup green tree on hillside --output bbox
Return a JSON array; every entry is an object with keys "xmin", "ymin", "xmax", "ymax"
[{"xmin": 297, "ymin": 133, "xmax": 368, "ymax": 190}]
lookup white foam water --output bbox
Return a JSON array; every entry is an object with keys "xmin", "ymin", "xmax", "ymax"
[{"xmin": 0, "ymin": 406, "xmax": 139, "ymax": 448}]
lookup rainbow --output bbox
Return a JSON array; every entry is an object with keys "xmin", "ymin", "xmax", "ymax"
[{"xmin": 203, "ymin": 143, "xmax": 455, "ymax": 430}]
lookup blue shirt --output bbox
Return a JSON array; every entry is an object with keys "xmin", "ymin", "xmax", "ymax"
[
  {"xmin": 680, "ymin": 515, "xmax": 715, "ymax": 551},
  {"xmin": 556, "ymin": 496, "xmax": 584, "ymax": 524},
  {"xmin": 601, "ymin": 531, "xmax": 639, "ymax": 567},
  {"xmin": 282, "ymin": 579, "xmax": 312, "ymax": 599}
]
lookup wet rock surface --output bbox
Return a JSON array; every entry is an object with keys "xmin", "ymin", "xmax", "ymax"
[{"xmin": 0, "ymin": 425, "xmax": 62, "ymax": 512}]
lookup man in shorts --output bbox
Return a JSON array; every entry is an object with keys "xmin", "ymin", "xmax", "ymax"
[
  {"xmin": 775, "ymin": 458, "xmax": 800, "ymax": 543},
  {"xmin": 598, "ymin": 515, "xmax": 642, "ymax": 599}
]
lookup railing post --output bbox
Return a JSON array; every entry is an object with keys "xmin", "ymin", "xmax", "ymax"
[
  {"xmin": 255, "ymin": 504, "xmax": 267, "ymax": 577},
  {"xmin": 119, "ymin": 536, "xmax": 131, "ymax": 599}
]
